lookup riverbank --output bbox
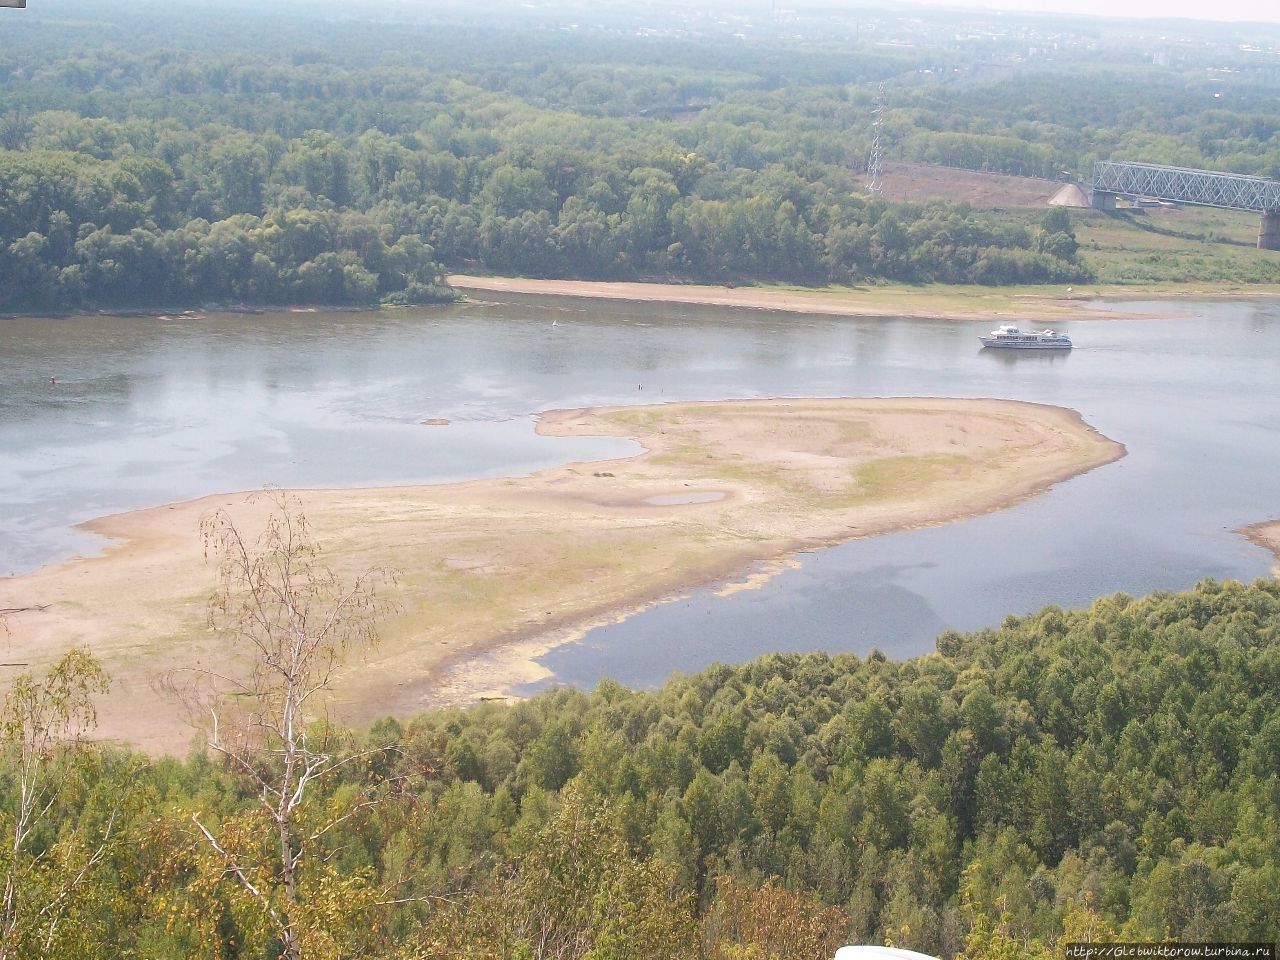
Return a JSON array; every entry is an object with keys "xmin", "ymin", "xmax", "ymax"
[
  {"xmin": 0, "ymin": 397, "xmax": 1122, "ymax": 753},
  {"xmin": 448, "ymin": 275, "xmax": 1280, "ymax": 321},
  {"xmin": 6, "ymin": 278, "xmax": 1278, "ymax": 326}
]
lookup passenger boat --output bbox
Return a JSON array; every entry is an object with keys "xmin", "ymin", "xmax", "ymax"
[{"xmin": 979, "ymin": 324, "xmax": 1072, "ymax": 350}]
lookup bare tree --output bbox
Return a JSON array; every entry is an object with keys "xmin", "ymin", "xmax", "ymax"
[{"xmin": 177, "ymin": 490, "xmax": 398, "ymax": 960}]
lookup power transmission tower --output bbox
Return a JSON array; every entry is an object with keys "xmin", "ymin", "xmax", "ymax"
[{"xmin": 867, "ymin": 83, "xmax": 885, "ymax": 195}]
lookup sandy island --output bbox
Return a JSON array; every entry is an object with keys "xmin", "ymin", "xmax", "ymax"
[
  {"xmin": 447, "ymin": 275, "xmax": 1156, "ymax": 321},
  {"xmin": 0, "ymin": 397, "xmax": 1123, "ymax": 754},
  {"xmin": 1243, "ymin": 521, "xmax": 1280, "ymax": 576}
]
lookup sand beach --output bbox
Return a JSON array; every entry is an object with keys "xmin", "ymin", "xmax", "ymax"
[{"xmin": 0, "ymin": 397, "xmax": 1123, "ymax": 753}]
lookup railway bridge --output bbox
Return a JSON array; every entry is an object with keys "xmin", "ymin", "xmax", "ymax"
[{"xmin": 1092, "ymin": 160, "xmax": 1280, "ymax": 250}]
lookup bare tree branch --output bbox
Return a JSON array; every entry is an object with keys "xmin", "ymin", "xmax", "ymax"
[{"xmin": 170, "ymin": 490, "xmax": 400, "ymax": 960}]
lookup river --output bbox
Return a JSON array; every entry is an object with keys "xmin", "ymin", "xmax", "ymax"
[{"xmin": 2, "ymin": 293, "xmax": 1278, "ymax": 693}]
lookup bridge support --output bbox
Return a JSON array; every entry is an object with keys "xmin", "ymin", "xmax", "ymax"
[
  {"xmin": 1259, "ymin": 210, "xmax": 1280, "ymax": 251},
  {"xmin": 1091, "ymin": 190, "xmax": 1117, "ymax": 211}
]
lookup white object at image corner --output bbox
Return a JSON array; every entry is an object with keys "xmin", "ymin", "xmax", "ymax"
[{"xmin": 835, "ymin": 948, "xmax": 941, "ymax": 960}]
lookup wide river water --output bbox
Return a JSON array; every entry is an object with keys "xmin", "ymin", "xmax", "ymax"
[{"xmin": 3, "ymin": 293, "xmax": 1279, "ymax": 695}]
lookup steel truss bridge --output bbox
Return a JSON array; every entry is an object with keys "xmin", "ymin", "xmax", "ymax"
[{"xmin": 1091, "ymin": 160, "xmax": 1280, "ymax": 249}]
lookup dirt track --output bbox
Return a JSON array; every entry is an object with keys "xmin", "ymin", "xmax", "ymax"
[{"xmin": 859, "ymin": 161, "xmax": 1063, "ymax": 207}]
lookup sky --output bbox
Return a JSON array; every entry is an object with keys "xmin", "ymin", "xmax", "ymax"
[{"xmin": 896, "ymin": 0, "xmax": 1280, "ymax": 24}]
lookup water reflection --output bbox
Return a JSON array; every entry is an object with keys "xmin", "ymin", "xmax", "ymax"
[{"xmin": 978, "ymin": 347, "xmax": 1073, "ymax": 366}]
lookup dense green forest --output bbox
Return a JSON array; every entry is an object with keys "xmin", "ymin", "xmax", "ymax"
[
  {"xmin": 9, "ymin": 1, "xmax": 1280, "ymax": 310},
  {"xmin": 4, "ymin": 576, "xmax": 1280, "ymax": 958}
]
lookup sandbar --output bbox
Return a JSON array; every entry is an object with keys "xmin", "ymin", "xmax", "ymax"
[
  {"xmin": 0, "ymin": 397, "xmax": 1122, "ymax": 753},
  {"xmin": 1243, "ymin": 520, "xmax": 1280, "ymax": 575},
  {"xmin": 447, "ymin": 275, "xmax": 1153, "ymax": 321}
]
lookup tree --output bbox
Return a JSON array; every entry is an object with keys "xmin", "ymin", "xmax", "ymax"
[
  {"xmin": 0, "ymin": 648, "xmax": 113, "ymax": 960},
  {"xmin": 702, "ymin": 875, "xmax": 850, "ymax": 960},
  {"xmin": 418, "ymin": 784, "xmax": 698, "ymax": 960},
  {"xmin": 955, "ymin": 864, "xmax": 1052, "ymax": 960},
  {"xmin": 174, "ymin": 491, "xmax": 397, "ymax": 960},
  {"xmin": 1036, "ymin": 208, "xmax": 1079, "ymax": 261}
]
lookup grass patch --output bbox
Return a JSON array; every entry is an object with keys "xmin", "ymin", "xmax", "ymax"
[
  {"xmin": 756, "ymin": 205, "xmax": 1280, "ymax": 296},
  {"xmin": 604, "ymin": 409, "xmax": 666, "ymax": 430},
  {"xmin": 850, "ymin": 453, "xmax": 974, "ymax": 503},
  {"xmin": 1075, "ymin": 207, "xmax": 1280, "ymax": 285}
]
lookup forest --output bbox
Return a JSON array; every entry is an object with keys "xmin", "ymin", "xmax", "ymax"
[
  {"xmin": 4, "ymin": 572, "xmax": 1279, "ymax": 959},
  {"xmin": 5, "ymin": 4, "xmax": 1280, "ymax": 958},
  {"xmin": 10, "ymin": 0, "xmax": 1280, "ymax": 309}
]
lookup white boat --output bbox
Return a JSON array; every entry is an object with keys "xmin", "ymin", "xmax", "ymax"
[{"xmin": 979, "ymin": 324, "xmax": 1072, "ymax": 350}]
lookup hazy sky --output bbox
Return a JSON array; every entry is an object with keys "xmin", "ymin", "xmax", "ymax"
[{"xmin": 900, "ymin": 0, "xmax": 1280, "ymax": 24}]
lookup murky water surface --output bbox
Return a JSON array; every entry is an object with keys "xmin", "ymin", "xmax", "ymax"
[{"xmin": 3, "ymin": 294, "xmax": 1278, "ymax": 690}]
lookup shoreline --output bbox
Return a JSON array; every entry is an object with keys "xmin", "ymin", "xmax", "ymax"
[
  {"xmin": 0, "ymin": 396, "xmax": 1122, "ymax": 753},
  {"xmin": 1241, "ymin": 520, "xmax": 1280, "ymax": 575},
  {"xmin": 5, "ymin": 278, "xmax": 1279, "ymax": 326},
  {"xmin": 447, "ymin": 275, "xmax": 1280, "ymax": 322},
  {"xmin": 0, "ymin": 303, "xmax": 378, "ymax": 322},
  {"xmin": 417, "ymin": 401, "xmax": 1123, "ymax": 708},
  {"xmin": 361, "ymin": 396, "xmax": 1123, "ymax": 707}
]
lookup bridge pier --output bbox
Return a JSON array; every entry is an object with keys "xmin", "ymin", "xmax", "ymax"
[
  {"xmin": 1091, "ymin": 190, "xmax": 1117, "ymax": 211},
  {"xmin": 1259, "ymin": 210, "xmax": 1280, "ymax": 251}
]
